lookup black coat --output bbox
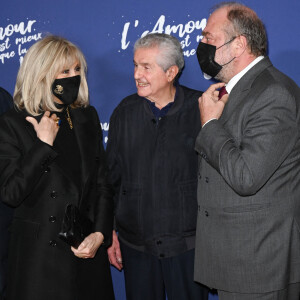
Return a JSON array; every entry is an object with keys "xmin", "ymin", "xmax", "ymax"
[
  {"xmin": 0, "ymin": 87, "xmax": 13, "ymax": 300},
  {"xmin": 106, "ymin": 85, "xmax": 202, "ymax": 258},
  {"xmin": 0, "ymin": 105, "xmax": 114, "ymax": 300}
]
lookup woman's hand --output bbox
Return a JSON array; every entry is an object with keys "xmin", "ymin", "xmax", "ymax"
[
  {"xmin": 71, "ymin": 232, "xmax": 104, "ymax": 259},
  {"xmin": 26, "ymin": 111, "xmax": 59, "ymax": 146}
]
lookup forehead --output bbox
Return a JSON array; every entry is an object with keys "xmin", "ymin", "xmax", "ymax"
[
  {"xmin": 134, "ymin": 46, "xmax": 161, "ymax": 63},
  {"xmin": 203, "ymin": 8, "xmax": 228, "ymax": 37},
  {"xmin": 61, "ymin": 59, "xmax": 80, "ymax": 69}
]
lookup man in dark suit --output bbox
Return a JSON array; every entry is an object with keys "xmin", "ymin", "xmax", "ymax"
[
  {"xmin": 194, "ymin": 2, "xmax": 300, "ymax": 299},
  {"xmin": 0, "ymin": 87, "xmax": 13, "ymax": 300}
]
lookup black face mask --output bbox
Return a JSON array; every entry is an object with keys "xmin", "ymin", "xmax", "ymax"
[
  {"xmin": 196, "ymin": 37, "xmax": 236, "ymax": 78},
  {"xmin": 52, "ymin": 75, "xmax": 81, "ymax": 105}
]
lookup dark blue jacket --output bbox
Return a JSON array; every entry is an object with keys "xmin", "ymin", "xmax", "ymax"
[{"xmin": 106, "ymin": 85, "xmax": 202, "ymax": 258}]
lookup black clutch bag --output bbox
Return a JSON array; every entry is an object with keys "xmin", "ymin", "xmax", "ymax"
[{"xmin": 58, "ymin": 203, "xmax": 94, "ymax": 249}]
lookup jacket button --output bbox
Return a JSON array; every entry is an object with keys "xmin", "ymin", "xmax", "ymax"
[
  {"xmin": 49, "ymin": 216, "xmax": 56, "ymax": 223},
  {"xmin": 122, "ymin": 190, "xmax": 126, "ymax": 195},
  {"xmin": 49, "ymin": 240, "xmax": 57, "ymax": 247},
  {"xmin": 50, "ymin": 191, "xmax": 58, "ymax": 198},
  {"xmin": 156, "ymin": 240, "xmax": 162, "ymax": 245},
  {"xmin": 205, "ymin": 177, "xmax": 209, "ymax": 183},
  {"xmin": 205, "ymin": 210, "xmax": 209, "ymax": 217},
  {"xmin": 44, "ymin": 167, "xmax": 50, "ymax": 173}
]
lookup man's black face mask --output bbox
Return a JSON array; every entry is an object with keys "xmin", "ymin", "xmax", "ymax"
[{"xmin": 196, "ymin": 37, "xmax": 236, "ymax": 78}]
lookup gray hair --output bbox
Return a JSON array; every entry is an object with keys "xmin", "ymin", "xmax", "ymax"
[
  {"xmin": 213, "ymin": 2, "xmax": 267, "ymax": 56},
  {"xmin": 134, "ymin": 33, "xmax": 184, "ymax": 73}
]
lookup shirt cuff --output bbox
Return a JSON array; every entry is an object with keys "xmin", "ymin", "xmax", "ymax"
[{"xmin": 202, "ymin": 118, "xmax": 217, "ymax": 128}]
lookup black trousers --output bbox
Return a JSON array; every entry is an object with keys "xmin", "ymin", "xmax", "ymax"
[{"xmin": 120, "ymin": 241, "xmax": 209, "ymax": 300}]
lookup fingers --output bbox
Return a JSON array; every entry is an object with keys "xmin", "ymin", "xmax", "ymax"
[
  {"xmin": 72, "ymin": 233, "xmax": 102, "ymax": 259},
  {"xmin": 25, "ymin": 116, "xmax": 38, "ymax": 128},
  {"xmin": 107, "ymin": 231, "xmax": 123, "ymax": 270},
  {"xmin": 107, "ymin": 245, "xmax": 123, "ymax": 270},
  {"xmin": 207, "ymin": 82, "xmax": 226, "ymax": 93},
  {"xmin": 198, "ymin": 83, "xmax": 228, "ymax": 126},
  {"xmin": 115, "ymin": 247, "xmax": 123, "ymax": 266},
  {"xmin": 27, "ymin": 111, "xmax": 60, "ymax": 145},
  {"xmin": 199, "ymin": 83, "xmax": 225, "ymax": 105},
  {"xmin": 50, "ymin": 113, "xmax": 57, "ymax": 121},
  {"xmin": 72, "ymin": 243, "xmax": 95, "ymax": 259}
]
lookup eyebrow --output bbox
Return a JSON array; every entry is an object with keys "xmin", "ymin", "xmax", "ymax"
[
  {"xmin": 133, "ymin": 60, "xmax": 151, "ymax": 66},
  {"xmin": 202, "ymin": 31, "xmax": 212, "ymax": 37}
]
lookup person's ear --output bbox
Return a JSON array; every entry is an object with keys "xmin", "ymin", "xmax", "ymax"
[
  {"xmin": 234, "ymin": 35, "xmax": 248, "ymax": 57},
  {"xmin": 166, "ymin": 65, "xmax": 179, "ymax": 82}
]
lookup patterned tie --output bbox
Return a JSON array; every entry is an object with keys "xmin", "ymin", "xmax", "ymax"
[{"xmin": 218, "ymin": 86, "xmax": 228, "ymax": 99}]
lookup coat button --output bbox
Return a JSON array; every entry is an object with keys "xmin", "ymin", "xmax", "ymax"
[
  {"xmin": 50, "ymin": 191, "xmax": 58, "ymax": 198},
  {"xmin": 49, "ymin": 240, "xmax": 57, "ymax": 247},
  {"xmin": 44, "ymin": 167, "xmax": 50, "ymax": 173},
  {"xmin": 205, "ymin": 177, "xmax": 209, "ymax": 183},
  {"xmin": 205, "ymin": 210, "xmax": 209, "ymax": 217},
  {"xmin": 49, "ymin": 216, "xmax": 56, "ymax": 223},
  {"xmin": 156, "ymin": 240, "xmax": 162, "ymax": 245},
  {"xmin": 122, "ymin": 190, "xmax": 126, "ymax": 195}
]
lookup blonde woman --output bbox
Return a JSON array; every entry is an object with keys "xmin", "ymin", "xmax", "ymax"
[{"xmin": 0, "ymin": 36, "xmax": 115, "ymax": 300}]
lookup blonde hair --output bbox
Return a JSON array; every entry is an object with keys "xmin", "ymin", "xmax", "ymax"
[{"xmin": 14, "ymin": 35, "xmax": 89, "ymax": 116}]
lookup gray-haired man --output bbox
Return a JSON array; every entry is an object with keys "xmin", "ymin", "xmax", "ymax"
[{"xmin": 106, "ymin": 33, "xmax": 209, "ymax": 300}]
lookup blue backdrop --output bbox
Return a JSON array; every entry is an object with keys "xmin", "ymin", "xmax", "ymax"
[{"xmin": 1, "ymin": 0, "xmax": 300, "ymax": 299}]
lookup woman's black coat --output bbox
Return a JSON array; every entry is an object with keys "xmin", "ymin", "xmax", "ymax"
[{"xmin": 0, "ymin": 105, "xmax": 114, "ymax": 300}]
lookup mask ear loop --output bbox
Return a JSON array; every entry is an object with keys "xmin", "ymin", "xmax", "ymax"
[
  {"xmin": 217, "ymin": 36, "xmax": 238, "ymax": 67},
  {"xmin": 216, "ymin": 36, "xmax": 237, "ymax": 50}
]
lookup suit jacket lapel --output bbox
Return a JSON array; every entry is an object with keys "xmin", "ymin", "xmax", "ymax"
[{"xmin": 219, "ymin": 57, "xmax": 273, "ymax": 125}]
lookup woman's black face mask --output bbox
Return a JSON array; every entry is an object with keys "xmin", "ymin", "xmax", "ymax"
[
  {"xmin": 196, "ymin": 37, "xmax": 236, "ymax": 78},
  {"xmin": 52, "ymin": 75, "xmax": 81, "ymax": 105}
]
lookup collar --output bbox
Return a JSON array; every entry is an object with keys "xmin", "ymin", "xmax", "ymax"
[
  {"xmin": 226, "ymin": 56, "xmax": 264, "ymax": 94},
  {"xmin": 142, "ymin": 85, "xmax": 184, "ymax": 117}
]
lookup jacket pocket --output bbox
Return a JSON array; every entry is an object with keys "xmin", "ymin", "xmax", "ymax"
[
  {"xmin": 116, "ymin": 182, "xmax": 142, "ymax": 235},
  {"xmin": 180, "ymin": 180, "xmax": 198, "ymax": 234}
]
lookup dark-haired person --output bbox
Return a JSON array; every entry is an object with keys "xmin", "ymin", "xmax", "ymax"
[
  {"xmin": 0, "ymin": 36, "xmax": 115, "ymax": 300},
  {"xmin": 194, "ymin": 2, "xmax": 300, "ymax": 299}
]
